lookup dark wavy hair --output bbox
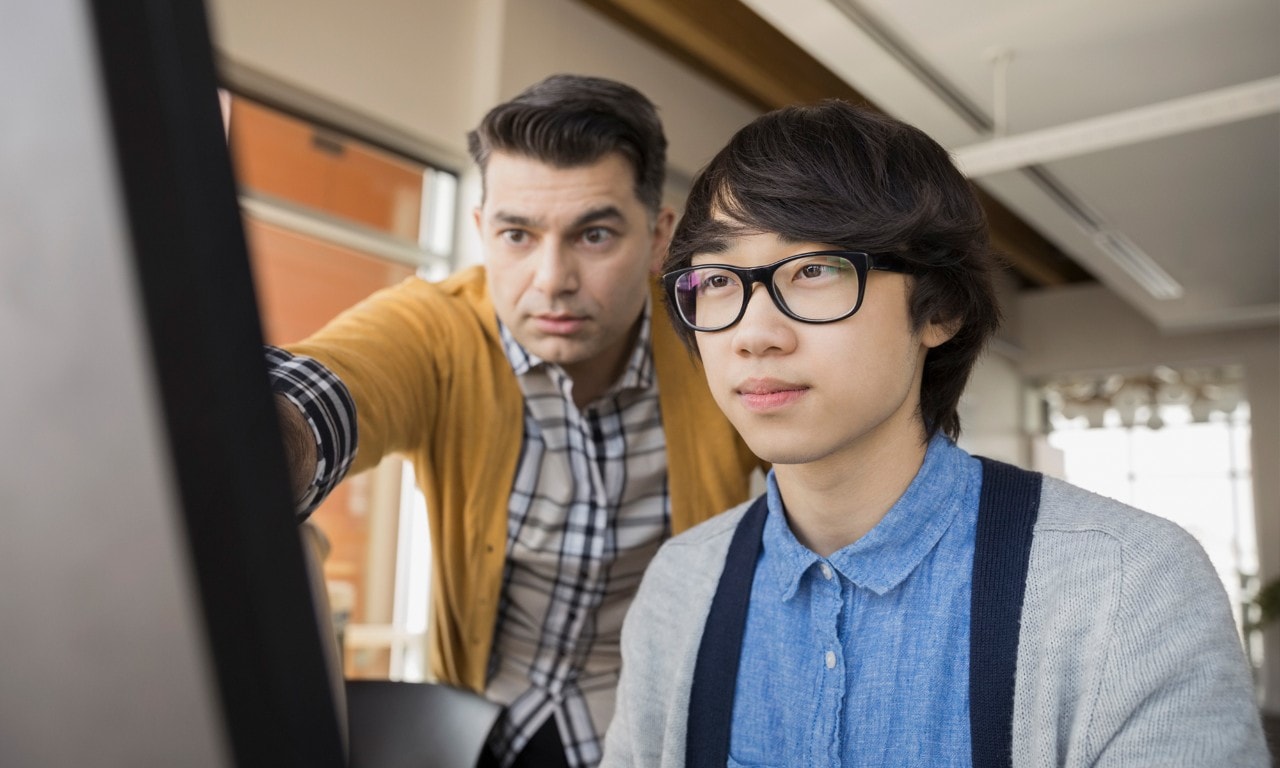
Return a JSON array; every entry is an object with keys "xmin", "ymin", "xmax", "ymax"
[
  {"xmin": 467, "ymin": 73, "xmax": 667, "ymax": 215},
  {"xmin": 665, "ymin": 100, "xmax": 1003, "ymax": 441}
]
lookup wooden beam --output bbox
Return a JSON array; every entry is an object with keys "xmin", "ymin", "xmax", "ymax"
[
  {"xmin": 579, "ymin": 0, "xmax": 864, "ymax": 109},
  {"xmin": 577, "ymin": 0, "xmax": 1090, "ymax": 287},
  {"xmin": 981, "ymin": 189, "xmax": 1090, "ymax": 285}
]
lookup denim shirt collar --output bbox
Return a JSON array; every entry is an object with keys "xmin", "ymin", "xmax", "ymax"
[{"xmin": 763, "ymin": 433, "xmax": 972, "ymax": 599}]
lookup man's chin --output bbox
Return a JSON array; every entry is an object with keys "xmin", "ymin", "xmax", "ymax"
[{"xmin": 521, "ymin": 336, "xmax": 591, "ymax": 367}]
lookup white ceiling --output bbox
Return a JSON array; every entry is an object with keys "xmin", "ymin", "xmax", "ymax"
[{"xmin": 742, "ymin": 0, "xmax": 1279, "ymax": 333}]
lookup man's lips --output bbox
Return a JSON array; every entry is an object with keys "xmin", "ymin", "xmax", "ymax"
[
  {"xmin": 532, "ymin": 312, "xmax": 587, "ymax": 335},
  {"xmin": 736, "ymin": 378, "xmax": 809, "ymax": 411}
]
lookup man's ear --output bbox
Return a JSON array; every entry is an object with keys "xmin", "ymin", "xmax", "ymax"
[
  {"xmin": 922, "ymin": 316, "xmax": 961, "ymax": 349},
  {"xmin": 472, "ymin": 206, "xmax": 483, "ymax": 235},
  {"xmin": 649, "ymin": 206, "xmax": 677, "ymax": 274}
]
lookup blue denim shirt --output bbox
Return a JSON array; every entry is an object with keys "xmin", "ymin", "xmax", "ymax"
[{"xmin": 729, "ymin": 435, "xmax": 981, "ymax": 767}]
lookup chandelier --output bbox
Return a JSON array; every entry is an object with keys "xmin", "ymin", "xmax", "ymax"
[{"xmin": 1039, "ymin": 364, "xmax": 1245, "ymax": 430}]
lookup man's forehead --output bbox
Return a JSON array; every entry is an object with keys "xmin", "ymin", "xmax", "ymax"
[
  {"xmin": 700, "ymin": 210, "xmax": 809, "ymax": 249},
  {"xmin": 481, "ymin": 149, "xmax": 637, "ymax": 198},
  {"xmin": 693, "ymin": 214, "xmax": 759, "ymax": 252},
  {"xmin": 480, "ymin": 151, "xmax": 645, "ymax": 219},
  {"xmin": 489, "ymin": 205, "xmax": 626, "ymax": 230},
  {"xmin": 483, "ymin": 150, "xmax": 637, "ymax": 191}
]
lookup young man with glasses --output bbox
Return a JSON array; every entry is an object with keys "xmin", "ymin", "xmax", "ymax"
[
  {"xmin": 602, "ymin": 100, "xmax": 1268, "ymax": 767},
  {"xmin": 268, "ymin": 74, "xmax": 762, "ymax": 768}
]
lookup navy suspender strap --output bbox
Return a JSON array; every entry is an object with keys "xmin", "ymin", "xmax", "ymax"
[
  {"xmin": 970, "ymin": 457, "xmax": 1043, "ymax": 768},
  {"xmin": 685, "ymin": 494, "xmax": 769, "ymax": 768},
  {"xmin": 686, "ymin": 459, "xmax": 1042, "ymax": 768}
]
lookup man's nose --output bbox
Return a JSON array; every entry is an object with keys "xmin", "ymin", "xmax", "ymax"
[
  {"xmin": 531, "ymin": 243, "xmax": 579, "ymax": 294},
  {"xmin": 740, "ymin": 282, "xmax": 781, "ymax": 322},
  {"xmin": 732, "ymin": 282, "xmax": 795, "ymax": 354}
]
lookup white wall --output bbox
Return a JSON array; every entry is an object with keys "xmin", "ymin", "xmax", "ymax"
[
  {"xmin": 207, "ymin": 0, "xmax": 756, "ymax": 191},
  {"xmin": 496, "ymin": 0, "xmax": 759, "ymax": 181},
  {"xmin": 959, "ymin": 269, "xmax": 1031, "ymax": 466},
  {"xmin": 1019, "ymin": 281, "xmax": 1280, "ymax": 713},
  {"xmin": 959, "ymin": 350, "xmax": 1029, "ymax": 466},
  {"xmin": 208, "ymin": 0, "xmax": 488, "ymax": 155}
]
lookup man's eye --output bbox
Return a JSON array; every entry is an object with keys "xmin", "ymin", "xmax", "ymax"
[
  {"xmin": 581, "ymin": 227, "xmax": 615, "ymax": 246},
  {"xmin": 697, "ymin": 272, "xmax": 738, "ymax": 294},
  {"xmin": 499, "ymin": 229, "xmax": 529, "ymax": 245},
  {"xmin": 794, "ymin": 259, "xmax": 851, "ymax": 282},
  {"xmin": 798, "ymin": 264, "xmax": 831, "ymax": 279}
]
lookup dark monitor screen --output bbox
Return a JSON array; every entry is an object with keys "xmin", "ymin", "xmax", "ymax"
[{"xmin": 1, "ymin": 1, "xmax": 344, "ymax": 765}]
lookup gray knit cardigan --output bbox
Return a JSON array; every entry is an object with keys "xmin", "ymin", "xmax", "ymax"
[{"xmin": 601, "ymin": 474, "xmax": 1269, "ymax": 767}]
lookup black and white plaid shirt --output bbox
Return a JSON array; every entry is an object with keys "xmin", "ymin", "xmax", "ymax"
[
  {"xmin": 484, "ymin": 306, "xmax": 669, "ymax": 768},
  {"xmin": 265, "ymin": 304, "xmax": 669, "ymax": 768},
  {"xmin": 264, "ymin": 345, "xmax": 356, "ymax": 516}
]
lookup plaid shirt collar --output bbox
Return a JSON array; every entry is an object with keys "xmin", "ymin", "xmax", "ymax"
[{"xmin": 498, "ymin": 298, "xmax": 656, "ymax": 398}]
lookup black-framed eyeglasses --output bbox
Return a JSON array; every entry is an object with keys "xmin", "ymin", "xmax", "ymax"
[{"xmin": 663, "ymin": 250, "xmax": 913, "ymax": 332}]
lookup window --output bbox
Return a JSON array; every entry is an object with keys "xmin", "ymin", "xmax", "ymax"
[{"xmin": 225, "ymin": 91, "xmax": 457, "ymax": 680}]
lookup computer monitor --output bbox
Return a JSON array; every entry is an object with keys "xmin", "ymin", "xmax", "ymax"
[{"xmin": 1, "ymin": 1, "xmax": 344, "ymax": 765}]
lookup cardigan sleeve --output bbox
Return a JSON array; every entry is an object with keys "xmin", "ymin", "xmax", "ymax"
[
  {"xmin": 285, "ymin": 275, "xmax": 463, "ymax": 477},
  {"xmin": 1086, "ymin": 517, "xmax": 1269, "ymax": 766},
  {"xmin": 1015, "ymin": 478, "xmax": 1270, "ymax": 766}
]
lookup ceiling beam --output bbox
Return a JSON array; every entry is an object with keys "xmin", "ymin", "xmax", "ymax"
[
  {"xmin": 578, "ymin": 0, "xmax": 857, "ymax": 108},
  {"xmin": 954, "ymin": 75, "xmax": 1280, "ymax": 177},
  {"xmin": 576, "ymin": 0, "xmax": 1090, "ymax": 286}
]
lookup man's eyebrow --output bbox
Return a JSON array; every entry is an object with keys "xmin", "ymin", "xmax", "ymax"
[
  {"xmin": 693, "ymin": 237, "xmax": 731, "ymax": 255},
  {"xmin": 569, "ymin": 206, "xmax": 626, "ymax": 230},
  {"xmin": 489, "ymin": 206, "xmax": 626, "ymax": 231},
  {"xmin": 693, "ymin": 219, "xmax": 751, "ymax": 254},
  {"xmin": 491, "ymin": 211, "xmax": 540, "ymax": 228}
]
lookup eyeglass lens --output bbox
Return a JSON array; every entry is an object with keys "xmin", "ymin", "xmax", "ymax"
[{"xmin": 673, "ymin": 253, "xmax": 862, "ymax": 329}]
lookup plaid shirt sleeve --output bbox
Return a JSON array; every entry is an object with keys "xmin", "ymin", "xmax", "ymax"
[{"xmin": 264, "ymin": 345, "xmax": 357, "ymax": 518}]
